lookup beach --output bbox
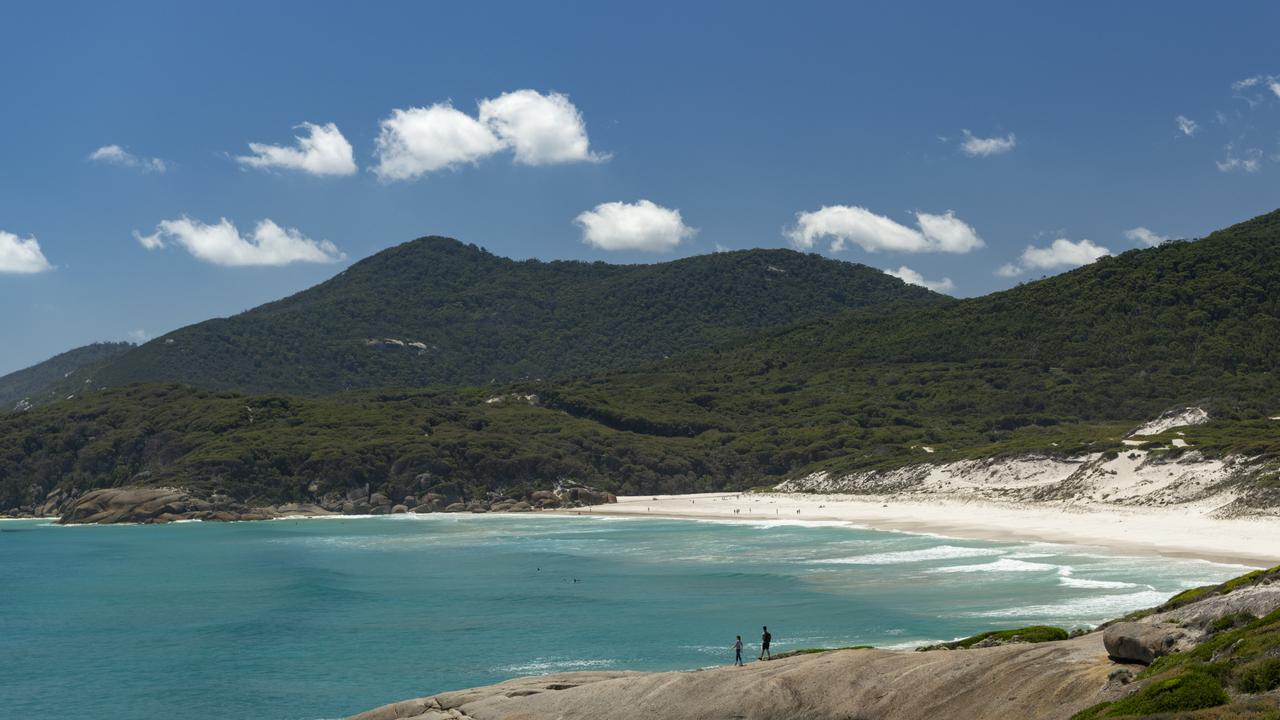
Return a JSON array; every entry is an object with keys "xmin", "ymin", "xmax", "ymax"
[{"xmin": 571, "ymin": 492, "xmax": 1280, "ymax": 567}]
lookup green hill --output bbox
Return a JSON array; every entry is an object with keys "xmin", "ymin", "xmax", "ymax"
[
  {"xmin": 89, "ymin": 238, "xmax": 942, "ymax": 394},
  {"xmin": 2, "ymin": 211, "xmax": 1279, "ymax": 512},
  {"xmin": 0, "ymin": 342, "xmax": 134, "ymax": 411}
]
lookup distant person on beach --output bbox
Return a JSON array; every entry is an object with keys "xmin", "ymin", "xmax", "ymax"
[
  {"xmin": 760, "ymin": 626, "xmax": 772, "ymax": 660},
  {"xmin": 733, "ymin": 635, "xmax": 744, "ymax": 666}
]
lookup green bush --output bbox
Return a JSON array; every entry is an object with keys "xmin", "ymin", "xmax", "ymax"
[
  {"xmin": 1105, "ymin": 671, "xmax": 1228, "ymax": 716},
  {"xmin": 1236, "ymin": 657, "xmax": 1280, "ymax": 694}
]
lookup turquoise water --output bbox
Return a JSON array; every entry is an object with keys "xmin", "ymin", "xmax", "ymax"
[{"xmin": 0, "ymin": 514, "xmax": 1248, "ymax": 719}]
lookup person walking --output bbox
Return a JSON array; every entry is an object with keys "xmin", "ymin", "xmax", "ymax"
[
  {"xmin": 759, "ymin": 626, "xmax": 772, "ymax": 660},
  {"xmin": 733, "ymin": 635, "xmax": 744, "ymax": 666}
]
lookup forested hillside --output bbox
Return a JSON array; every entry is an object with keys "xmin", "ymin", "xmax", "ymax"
[
  {"xmin": 0, "ymin": 342, "xmax": 133, "ymax": 411},
  {"xmin": 86, "ymin": 239, "xmax": 942, "ymax": 394},
  {"xmin": 2, "ymin": 211, "xmax": 1279, "ymax": 513}
]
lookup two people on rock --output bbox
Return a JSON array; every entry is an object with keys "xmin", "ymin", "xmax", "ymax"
[{"xmin": 732, "ymin": 626, "xmax": 772, "ymax": 666}]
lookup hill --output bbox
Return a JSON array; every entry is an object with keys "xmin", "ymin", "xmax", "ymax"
[
  {"xmin": 86, "ymin": 239, "xmax": 943, "ymax": 394},
  {"xmin": 2, "ymin": 210, "xmax": 1279, "ymax": 513},
  {"xmin": 0, "ymin": 342, "xmax": 134, "ymax": 411}
]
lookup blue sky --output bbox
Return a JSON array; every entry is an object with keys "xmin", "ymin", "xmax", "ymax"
[{"xmin": 3, "ymin": 1, "xmax": 1280, "ymax": 375}]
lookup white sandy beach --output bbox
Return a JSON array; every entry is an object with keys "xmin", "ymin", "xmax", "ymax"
[{"xmin": 570, "ymin": 492, "xmax": 1280, "ymax": 567}]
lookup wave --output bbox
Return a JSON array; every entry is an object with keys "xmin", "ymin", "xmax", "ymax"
[
  {"xmin": 494, "ymin": 658, "xmax": 617, "ymax": 673},
  {"xmin": 811, "ymin": 545, "xmax": 1006, "ymax": 565},
  {"xmin": 930, "ymin": 558, "xmax": 1060, "ymax": 574},
  {"xmin": 1056, "ymin": 567, "xmax": 1144, "ymax": 590},
  {"xmin": 965, "ymin": 589, "xmax": 1172, "ymax": 619}
]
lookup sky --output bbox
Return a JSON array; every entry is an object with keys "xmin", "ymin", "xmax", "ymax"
[{"xmin": 3, "ymin": 1, "xmax": 1280, "ymax": 375}]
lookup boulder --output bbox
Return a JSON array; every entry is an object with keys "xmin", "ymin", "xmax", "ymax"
[
  {"xmin": 1103, "ymin": 622, "xmax": 1189, "ymax": 664},
  {"xmin": 59, "ymin": 487, "xmax": 193, "ymax": 524},
  {"xmin": 509, "ymin": 501, "xmax": 533, "ymax": 512},
  {"xmin": 346, "ymin": 486, "xmax": 369, "ymax": 501},
  {"xmin": 391, "ymin": 504, "xmax": 409, "ymax": 514},
  {"xmin": 444, "ymin": 503, "xmax": 469, "ymax": 513},
  {"xmin": 410, "ymin": 504, "xmax": 435, "ymax": 514},
  {"xmin": 370, "ymin": 493, "xmax": 392, "ymax": 507}
]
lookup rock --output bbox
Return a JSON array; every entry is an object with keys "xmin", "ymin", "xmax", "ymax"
[
  {"xmin": 370, "ymin": 493, "xmax": 392, "ymax": 507},
  {"xmin": 509, "ymin": 501, "xmax": 533, "ymax": 512},
  {"xmin": 411, "ymin": 504, "xmax": 435, "ymax": 513},
  {"xmin": 60, "ymin": 487, "xmax": 193, "ymax": 524},
  {"xmin": 392, "ymin": 504, "xmax": 409, "ymax": 514},
  {"xmin": 346, "ymin": 486, "xmax": 369, "ymax": 501},
  {"xmin": 1103, "ymin": 622, "xmax": 1188, "ymax": 664},
  {"xmin": 444, "ymin": 503, "xmax": 469, "ymax": 513},
  {"xmin": 490, "ymin": 500, "xmax": 516, "ymax": 512},
  {"xmin": 402, "ymin": 495, "xmax": 417, "ymax": 507}
]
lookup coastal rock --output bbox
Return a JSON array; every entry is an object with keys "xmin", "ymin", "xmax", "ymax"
[
  {"xmin": 410, "ymin": 504, "xmax": 435, "ymax": 513},
  {"xmin": 60, "ymin": 487, "xmax": 194, "ymax": 524},
  {"xmin": 392, "ymin": 504, "xmax": 409, "ymax": 514},
  {"xmin": 370, "ymin": 493, "xmax": 392, "ymax": 508},
  {"xmin": 1103, "ymin": 622, "xmax": 1188, "ymax": 664},
  {"xmin": 444, "ymin": 503, "xmax": 469, "ymax": 513},
  {"xmin": 349, "ymin": 634, "xmax": 1120, "ymax": 720}
]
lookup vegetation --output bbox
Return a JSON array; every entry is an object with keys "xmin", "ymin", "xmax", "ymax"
[
  {"xmin": 3, "ymin": 210, "xmax": 1280, "ymax": 511},
  {"xmin": 0, "ymin": 342, "xmax": 133, "ymax": 410},
  {"xmin": 926, "ymin": 625, "xmax": 1068, "ymax": 650},
  {"xmin": 85, "ymin": 240, "xmax": 941, "ymax": 394}
]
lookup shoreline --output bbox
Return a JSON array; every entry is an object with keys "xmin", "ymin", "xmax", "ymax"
[{"xmin": 555, "ymin": 492, "xmax": 1280, "ymax": 568}]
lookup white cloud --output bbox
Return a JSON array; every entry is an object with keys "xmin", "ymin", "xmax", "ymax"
[
  {"xmin": 786, "ymin": 206, "xmax": 984, "ymax": 254},
  {"xmin": 373, "ymin": 103, "xmax": 504, "ymax": 181},
  {"xmin": 127, "ymin": 329, "xmax": 149, "ymax": 342},
  {"xmin": 1271, "ymin": 81, "xmax": 1280, "ymax": 99},
  {"xmin": 1233, "ymin": 76, "xmax": 1262, "ymax": 91},
  {"xmin": 1124, "ymin": 227, "xmax": 1169, "ymax": 247},
  {"xmin": 998, "ymin": 238, "xmax": 1111, "ymax": 277},
  {"xmin": 0, "ymin": 230, "xmax": 53, "ymax": 273},
  {"xmin": 133, "ymin": 217, "xmax": 345, "ymax": 267},
  {"xmin": 884, "ymin": 265, "xmax": 954, "ymax": 293},
  {"xmin": 959, "ymin": 130, "xmax": 1017, "ymax": 157},
  {"xmin": 575, "ymin": 200, "xmax": 696, "ymax": 252},
  {"xmin": 237, "ymin": 122, "xmax": 357, "ymax": 176},
  {"xmin": 88, "ymin": 145, "xmax": 167, "ymax": 173},
  {"xmin": 1175, "ymin": 115, "xmax": 1199, "ymax": 136},
  {"xmin": 1217, "ymin": 144, "xmax": 1263, "ymax": 173},
  {"xmin": 478, "ymin": 90, "xmax": 605, "ymax": 165},
  {"xmin": 373, "ymin": 90, "xmax": 604, "ymax": 181}
]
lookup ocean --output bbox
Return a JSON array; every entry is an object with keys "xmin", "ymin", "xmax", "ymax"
[{"xmin": 0, "ymin": 514, "xmax": 1248, "ymax": 719}]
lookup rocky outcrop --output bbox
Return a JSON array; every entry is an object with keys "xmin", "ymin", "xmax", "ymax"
[
  {"xmin": 48, "ymin": 481, "xmax": 617, "ymax": 525},
  {"xmin": 57, "ymin": 487, "xmax": 332, "ymax": 525},
  {"xmin": 350, "ymin": 635, "xmax": 1119, "ymax": 720},
  {"xmin": 1102, "ymin": 622, "xmax": 1189, "ymax": 664}
]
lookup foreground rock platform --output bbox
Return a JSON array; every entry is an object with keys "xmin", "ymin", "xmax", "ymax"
[{"xmin": 350, "ymin": 634, "xmax": 1118, "ymax": 720}]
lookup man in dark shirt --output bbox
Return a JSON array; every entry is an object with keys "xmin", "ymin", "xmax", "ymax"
[{"xmin": 760, "ymin": 626, "xmax": 772, "ymax": 660}]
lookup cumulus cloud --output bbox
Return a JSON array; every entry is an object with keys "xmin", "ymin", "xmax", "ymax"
[
  {"xmin": 786, "ymin": 206, "xmax": 984, "ymax": 254},
  {"xmin": 237, "ymin": 122, "xmax": 357, "ymax": 176},
  {"xmin": 884, "ymin": 265, "xmax": 954, "ymax": 293},
  {"xmin": 1175, "ymin": 115, "xmax": 1199, "ymax": 136},
  {"xmin": 959, "ymin": 130, "xmax": 1017, "ymax": 157},
  {"xmin": 997, "ymin": 238, "xmax": 1111, "ymax": 277},
  {"xmin": 575, "ymin": 200, "xmax": 696, "ymax": 252},
  {"xmin": 0, "ymin": 230, "xmax": 53, "ymax": 273},
  {"xmin": 133, "ymin": 217, "xmax": 345, "ymax": 267},
  {"xmin": 88, "ymin": 145, "xmax": 167, "ymax": 173},
  {"xmin": 373, "ymin": 103, "xmax": 504, "ymax": 181},
  {"xmin": 374, "ymin": 90, "xmax": 603, "ymax": 181},
  {"xmin": 1125, "ymin": 227, "xmax": 1169, "ymax": 247},
  {"xmin": 127, "ymin": 329, "xmax": 149, "ymax": 342},
  {"xmin": 478, "ymin": 90, "xmax": 605, "ymax": 165},
  {"xmin": 1217, "ymin": 144, "xmax": 1263, "ymax": 173}
]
